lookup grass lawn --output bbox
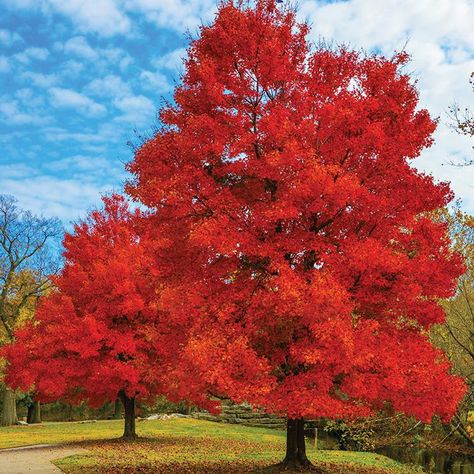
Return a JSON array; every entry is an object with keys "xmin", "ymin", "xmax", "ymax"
[{"xmin": 1, "ymin": 418, "xmax": 423, "ymax": 473}]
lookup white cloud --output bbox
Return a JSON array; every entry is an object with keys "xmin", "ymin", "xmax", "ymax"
[
  {"xmin": 151, "ymin": 47, "xmax": 186, "ymax": 71},
  {"xmin": 50, "ymin": 87, "xmax": 107, "ymax": 117},
  {"xmin": 19, "ymin": 71, "xmax": 58, "ymax": 88},
  {"xmin": 57, "ymin": 40, "xmax": 132, "ymax": 73},
  {"xmin": 2, "ymin": 0, "xmax": 130, "ymax": 36},
  {"xmin": 58, "ymin": 60, "xmax": 85, "ymax": 78},
  {"xmin": 43, "ymin": 127, "xmax": 106, "ymax": 143},
  {"xmin": 45, "ymin": 155, "xmax": 110, "ymax": 172},
  {"xmin": 101, "ymin": 47, "xmax": 128, "ymax": 64},
  {"xmin": 0, "ymin": 56, "xmax": 11, "ymax": 73},
  {"xmin": 119, "ymin": 56, "xmax": 133, "ymax": 71},
  {"xmin": 416, "ymin": 127, "xmax": 474, "ymax": 209},
  {"xmin": 44, "ymin": 155, "xmax": 126, "ymax": 184},
  {"xmin": 0, "ymin": 98, "xmax": 47, "ymax": 125},
  {"xmin": 47, "ymin": 0, "xmax": 130, "ymax": 36},
  {"xmin": 300, "ymin": 0, "xmax": 474, "ymax": 52},
  {"xmin": 0, "ymin": 174, "xmax": 115, "ymax": 221},
  {"xmin": 42, "ymin": 123, "xmax": 119, "ymax": 146},
  {"xmin": 14, "ymin": 47, "xmax": 50, "ymax": 64},
  {"xmin": 62, "ymin": 36, "xmax": 99, "ymax": 61},
  {"xmin": 3, "ymin": 0, "xmax": 215, "ymax": 36},
  {"xmin": 14, "ymin": 88, "xmax": 46, "ymax": 108},
  {"xmin": 0, "ymin": 164, "xmax": 38, "ymax": 179},
  {"xmin": 139, "ymin": 69, "xmax": 170, "ymax": 92},
  {"xmin": 0, "ymin": 100, "xmax": 30, "ymax": 124},
  {"xmin": 113, "ymin": 94, "xmax": 156, "ymax": 124},
  {"xmin": 126, "ymin": 0, "xmax": 216, "ymax": 32},
  {"xmin": 15, "ymin": 88, "xmax": 34, "ymax": 101},
  {"xmin": 0, "ymin": 29, "xmax": 22, "ymax": 47},
  {"xmin": 85, "ymin": 74, "xmax": 132, "ymax": 98},
  {"xmin": 0, "ymin": 158, "xmax": 126, "ymax": 223}
]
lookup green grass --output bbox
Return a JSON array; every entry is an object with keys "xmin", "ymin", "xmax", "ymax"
[
  {"xmin": 1, "ymin": 418, "xmax": 423, "ymax": 473},
  {"xmin": 0, "ymin": 419, "xmax": 125, "ymax": 448}
]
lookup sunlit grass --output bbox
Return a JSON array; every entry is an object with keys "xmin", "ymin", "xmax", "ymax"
[
  {"xmin": 0, "ymin": 419, "xmax": 124, "ymax": 448},
  {"xmin": 1, "ymin": 418, "xmax": 422, "ymax": 473}
]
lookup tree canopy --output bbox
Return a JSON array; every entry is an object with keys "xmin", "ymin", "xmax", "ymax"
[
  {"xmin": 126, "ymin": 3, "xmax": 466, "ymax": 464},
  {"xmin": 3, "ymin": 196, "xmax": 183, "ymax": 437}
]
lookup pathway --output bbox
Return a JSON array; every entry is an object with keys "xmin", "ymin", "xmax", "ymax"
[{"xmin": 0, "ymin": 444, "xmax": 83, "ymax": 473}]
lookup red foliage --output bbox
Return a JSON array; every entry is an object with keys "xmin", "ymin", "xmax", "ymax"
[
  {"xmin": 3, "ymin": 195, "xmax": 185, "ymax": 408},
  {"xmin": 127, "ymin": 1, "xmax": 466, "ymax": 422}
]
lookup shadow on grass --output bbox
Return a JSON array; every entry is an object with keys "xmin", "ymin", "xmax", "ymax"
[
  {"xmin": 55, "ymin": 458, "xmax": 327, "ymax": 474},
  {"xmin": 60, "ymin": 435, "xmax": 183, "ymax": 450},
  {"xmin": 54, "ymin": 456, "xmax": 404, "ymax": 474},
  {"xmin": 53, "ymin": 435, "xmax": 413, "ymax": 474},
  {"xmin": 255, "ymin": 464, "xmax": 325, "ymax": 473}
]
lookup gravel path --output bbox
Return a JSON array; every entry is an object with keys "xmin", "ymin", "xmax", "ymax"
[{"xmin": 0, "ymin": 444, "xmax": 83, "ymax": 473}]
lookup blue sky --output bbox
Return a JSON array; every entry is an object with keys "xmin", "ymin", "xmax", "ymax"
[{"xmin": 0, "ymin": 0, "xmax": 473, "ymax": 224}]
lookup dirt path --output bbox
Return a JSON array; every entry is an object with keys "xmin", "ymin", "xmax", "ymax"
[{"xmin": 0, "ymin": 444, "xmax": 83, "ymax": 473}]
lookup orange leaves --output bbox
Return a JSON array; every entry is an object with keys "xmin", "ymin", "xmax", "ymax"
[
  {"xmin": 181, "ymin": 328, "xmax": 276, "ymax": 407},
  {"xmin": 188, "ymin": 214, "xmax": 236, "ymax": 253},
  {"xmin": 342, "ymin": 323, "xmax": 467, "ymax": 423},
  {"xmin": 3, "ymin": 195, "xmax": 175, "ymax": 409},
  {"xmin": 124, "ymin": 0, "xmax": 466, "ymax": 423}
]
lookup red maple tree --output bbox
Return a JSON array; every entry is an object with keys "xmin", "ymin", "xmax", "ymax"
[
  {"xmin": 127, "ymin": 0, "xmax": 467, "ymax": 467},
  {"xmin": 3, "ymin": 195, "xmax": 177, "ymax": 438}
]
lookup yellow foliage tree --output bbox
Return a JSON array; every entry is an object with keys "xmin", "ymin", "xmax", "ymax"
[
  {"xmin": 0, "ymin": 195, "xmax": 61, "ymax": 425},
  {"xmin": 431, "ymin": 206, "xmax": 474, "ymax": 446}
]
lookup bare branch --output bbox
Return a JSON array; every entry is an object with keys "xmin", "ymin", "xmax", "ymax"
[{"xmin": 0, "ymin": 195, "xmax": 63, "ymax": 342}]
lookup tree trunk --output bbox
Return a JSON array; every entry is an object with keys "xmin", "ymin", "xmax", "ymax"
[
  {"xmin": 278, "ymin": 418, "xmax": 313, "ymax": 469},
  {"xmin": 67, "ymin": 404, "xmax": 73, "ymax": 421},
  {"xmin": 113, "ymin": 398, "xmax": 122, "ymax": 419},
  {"xmin": 27, "ymin": 404, "xmax": 34, "ymax": 424},
  {"xmin": 27, "ymin": 399, "xmax": 41, "ymax": 424},
  {"xmin": 32, "ymin": 401, "xmax": 41, "ymax": 424},
  {"xmin": 118, "ymin": 390, "xmax": 136, "ymax": 439},
  {"xmin": 33, "ymin": 401, "xmax": 41, "ymax": 423},
  {"xmin": 1, "ymin": 388, "xmax": 17, "ymax": 426}
]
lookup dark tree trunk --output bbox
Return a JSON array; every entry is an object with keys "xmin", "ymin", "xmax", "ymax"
[
  {"xmin": 113, "ymin": 398, "xmax": 122, "ymax": 419},
  {"xmin": 27, "ymin": 399, "xmax": 41, "ymax": 424},
  {"xmin": 118, "ymin": 390, "xmax": 136, "ymax": 439},
  {"xmin": 27, "ymin": 397, "xmax": 41, "ymax": 424},
  {"xmin": 27, "ymin": 404, "xmax": 34, "ymax": 424},
  {"xmin": 34, "ymin": 401, "xmax": 42, "ymax": 424},
  {"xmin": 67, "ymin": 404, "xmax": 73, "ymax": 421},
  {"xmin": 278, "ymin": 418, "xmax": 313, "ymax": 469}
]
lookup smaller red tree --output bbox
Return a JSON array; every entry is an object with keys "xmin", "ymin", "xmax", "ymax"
[{"xmin": 3, "ymin": 195, "xmax": 172, "ymax": 438}]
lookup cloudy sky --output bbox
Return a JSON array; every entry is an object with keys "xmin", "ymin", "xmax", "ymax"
[{"xmin": 0, "ymin": 0, "xmax": 473, "ymax": 224}]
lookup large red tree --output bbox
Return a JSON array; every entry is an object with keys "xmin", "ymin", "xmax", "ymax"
[
  {"xmin": 3, "ymin": 195, "xmax": 179, "ymax": 438},
  {"xmin": 127, "ymin": 0, "xmax": 467, "ymax": 467}
]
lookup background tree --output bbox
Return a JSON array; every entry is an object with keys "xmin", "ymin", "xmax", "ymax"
[
  {"xmin": 3, "ymin": 195, "xmax": 196, "ymax": 439},
  {"xmin": 127, "ymin": 0, "xmax": 467, "ymax": 468},
  {"xmin": 0, "ymin": 194, "xmax": 61, "ymax": 426},
  {"xmin": 432, "ymin": 206, "xmax": 474, "ymax": 446},
  {"xmin": 449, "ymin": 72, "xmax": 474, "ymax": 165}
]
